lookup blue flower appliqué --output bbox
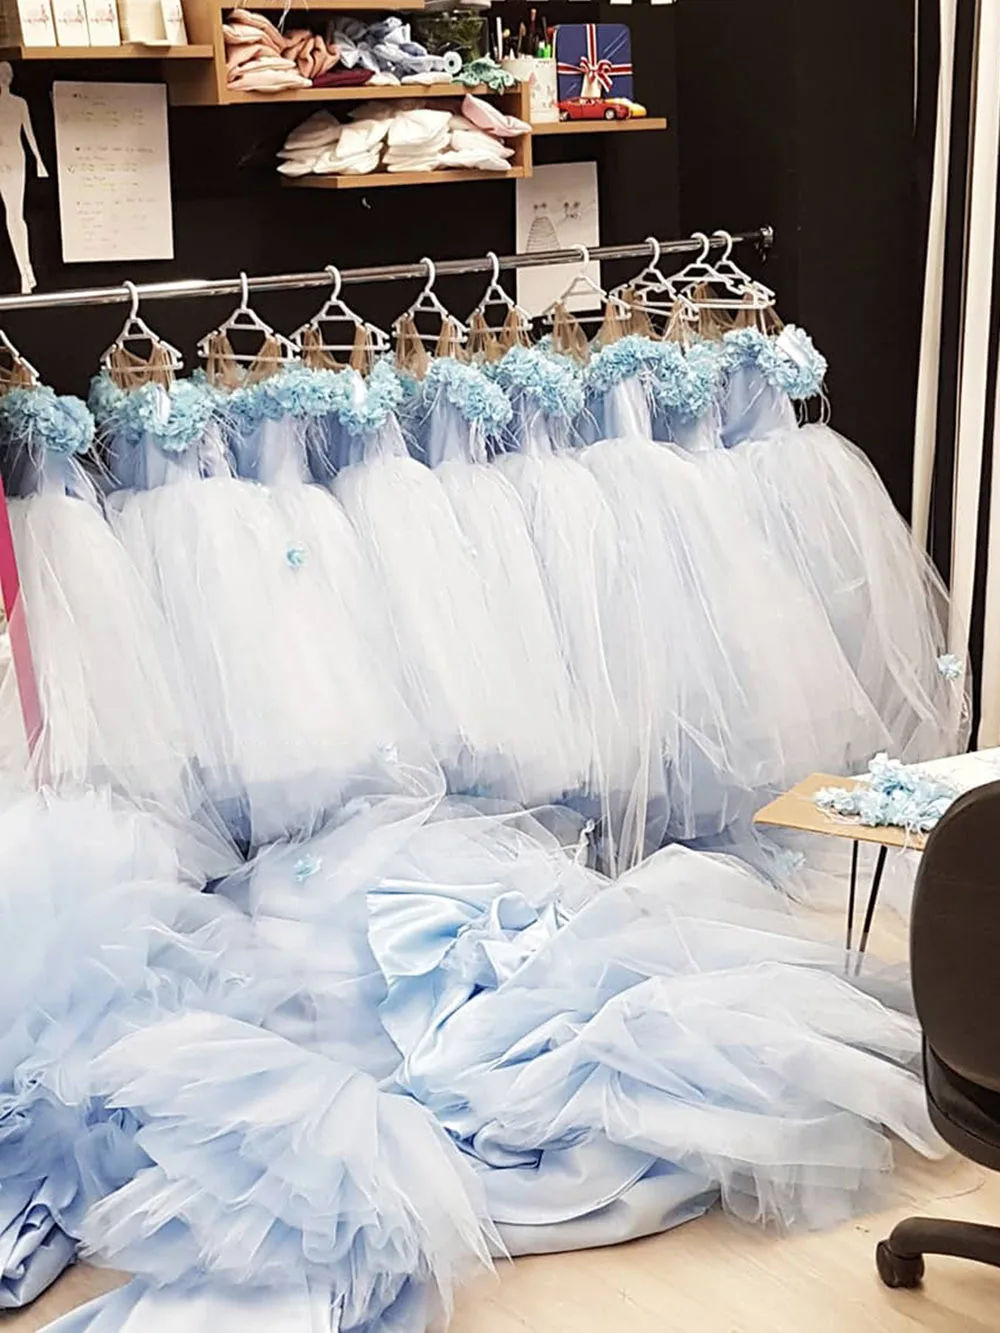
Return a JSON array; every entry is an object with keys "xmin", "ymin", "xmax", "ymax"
[
  {"xmin": 937, "ymin": 653, "xmax": 963, "ymax": 681},
  {"xmin": 0, "ymin": 385, "xmax": 94, "ymax": 457},
  {"xmin": 487, "ymin": 345, "xmax": 584, "ymax": 420},
  {"xmin": 88, "ymin": 374, "xmax": 217, "ymax": 455},
  {"xmin": 816, "ymin": 752, "xmax": 958, "ymax": 834},
  {"xmin": 418, "ymin": 358, "xmax": 513, "ymax": 436},
  {"xmin": 285, "ymin": 545, "xmax": 306, "ymax": 569},
  {"xmin": 293, "ymin": 853, "xmax": 322, "ymax": 882},
  {"xmin": 721, "ymin": 325, "xmax": 827, "ymax": 401}
]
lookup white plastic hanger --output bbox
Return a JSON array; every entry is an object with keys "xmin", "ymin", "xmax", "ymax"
[
  {"xmin": 0, "ymin": 326, "xmax": 38, "ymax": 385},
  {"xmin": 394, "ymin": 257, "xmax": 467, "ymax": 347},
  {"xmin": 101, "ymin": 280, "xmax": 183, "ymax": 374},
  {"xmin": 672, "ymin": 232, "xmax": 771, "ymax": 312},
  {"xmin": 541, "ymin": 245, "xmax": 611, "ymax": 327},
  {"xmin": 614, "ymin": 236, "xmax": 674, "ymax": 301},
  {"xmin": 197, "ymin": 271, "xmax": 298, "ymax": 365},
  {"xmin": 471, "ymin": 251, "xmax": 531, "ymax": 327},
  {"xmin": 709, "ymin": 229, "xmax": 776, "ymax": 303},
  {"xmin": 292, "ymin": 264, "xmax": 389, "ymax": 356}
]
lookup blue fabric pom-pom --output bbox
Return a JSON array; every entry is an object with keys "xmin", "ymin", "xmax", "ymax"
[
  {"xmin": 416, "ymin": 359, "xmax": 513, "ymax": 435},
  {"xmin": 487, "ymin": 345, "xmax": 584, "ymax": 420},
  {"xmin": 88, "ymin": 375, "xmax": 217, "ymax": 455},
  {"xmin": 816, "ymin": 752, "xmax": 958, "ymax": 834},
  {"xmin": 721, "ymin": 326, "xmax": 827, "ymax": 400},
  {"xmin": 0, "ymin": 386, "xmax": 94, "ymax": 457}
]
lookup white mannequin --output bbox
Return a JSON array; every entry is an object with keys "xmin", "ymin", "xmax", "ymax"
[{"xmin": 0, "ymin": 63, "xmax": 46, "ymax": 294}]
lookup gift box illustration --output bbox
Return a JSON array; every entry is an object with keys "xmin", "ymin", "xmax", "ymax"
[{"xmin": 555, "ymin": 23, "xmax": 634, "ymax": 103}]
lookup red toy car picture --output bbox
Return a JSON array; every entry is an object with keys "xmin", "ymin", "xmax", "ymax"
[{"xmin": 558, "ymin": 97, "xmax": 647, "ymax": 122}]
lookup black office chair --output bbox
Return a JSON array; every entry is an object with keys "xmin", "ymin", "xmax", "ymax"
[{"xmin": 876, "ymin": 779, "xmax": 1000, "ymax": 1289}]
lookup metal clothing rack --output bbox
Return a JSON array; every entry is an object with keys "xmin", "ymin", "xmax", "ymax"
[
  {"xmin": 0, "ymin": 224, "xmax": 773, "ymax": 755},
  {"xmin": 0, "ymin": 227, "xmax": 773, "ymax": 313}
]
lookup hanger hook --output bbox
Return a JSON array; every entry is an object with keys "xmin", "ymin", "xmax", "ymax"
[
  {"xmin": 238, "ymin": 271, "xmax": 250, "ymax": 310},
  {"xmin": 419, "ymin": 256, "xmax": 436, "ymax": 295},
  {"xmin": 711, "ymin": 229, "xmax": 734, "ymax": 262},
  {"xmin": 486, "ymin": 251, "xmax": 500, "ymax": 286},
  {"xmin": 691, "ymin": 231, "xmax": 711, "ymax": 264},
  {"xmin": 325, "ymin": 264, "xmax": 342, "ymax": 302},
  {"xmin": 123, "ymin": 280, "xmax": 140, "ymax": 323},
  {"xmin": 644, "ymin": 236, "xmax": 660, "ymax": 269},
  {"xmin": 574, "ymin": 244, "xmax": 590, "ymax": 266}
]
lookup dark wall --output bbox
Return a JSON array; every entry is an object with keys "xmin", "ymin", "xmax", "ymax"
[
  {"xmin": 676, "ymin": 0, "xmax": 921, "ymax": 512},
  {"xmin": 0, "ymin": 2, "xmax": 678, "ymax": 396}
]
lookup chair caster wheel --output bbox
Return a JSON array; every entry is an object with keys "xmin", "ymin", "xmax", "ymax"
[{"xmin": 876, "ymin": 1240, "xmax": 925, "ymax": 1289}]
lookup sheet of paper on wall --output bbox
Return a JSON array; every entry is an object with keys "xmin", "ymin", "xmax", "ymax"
[
  {"xmin": 53, "ymin": 81, "xmax": 174, "ymax": 263},
  {"xmin": 515, "ymin": 161, "xmax": 599, "ymax": 317}
]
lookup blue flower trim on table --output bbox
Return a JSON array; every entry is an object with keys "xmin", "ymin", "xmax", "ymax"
[
  {"xmin": 721, "ymin": 325, "xmax": 827, "ymax": 401},
  {"xmin": 486, "ymin": 345, "xmax": 585, "ymax": 420},
  {"xmin": 815, "ymin": 753, "xmax": 959, "ymax": 835},
  {"xmin": 0, "ymin": 386, "xmax": 93, "ymax": 457},
  {"xmin": 88, "ymin": 376, "xmax": 217, "ymax": 455}
]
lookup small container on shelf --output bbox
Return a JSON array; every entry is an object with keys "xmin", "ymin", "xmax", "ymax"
[
  {"xmin": 502, "ymin": 54, "xmax": 557, "ymax": 124},
  {"xmin": 412, "ymin": 7, "xmax": 486, "ymax": 66}
]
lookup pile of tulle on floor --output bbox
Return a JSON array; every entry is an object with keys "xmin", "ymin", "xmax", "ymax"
[{"xmin": 0, "ymin": 785, "xmax": 942, "ymax": 1332}]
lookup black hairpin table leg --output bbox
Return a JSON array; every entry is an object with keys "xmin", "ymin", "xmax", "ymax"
[
  {"xmin": 845, "ymin": 840, "xmax": 859, "ymax": 974},
  {"xmin": 854, "ymin": 844, "xmax": 888, "ymax": 976}
]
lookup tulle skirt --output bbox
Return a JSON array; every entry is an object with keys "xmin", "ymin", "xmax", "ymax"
[
  {"xmin": 494, "ymin": 449, "xmax": 659, "ymax": 873},
  {"xmin": 434, "ymin": 459, "xmax": 590, "ymax": 805},
  {"xmin": 335, "ymin": 454, "xmax": 566, "ymax": 804},
  {"xmin": 110, "ymin": 477, "xmax": 430, "ymax": 846},
  {"xmin": 733, "ymin": 424, "xmax": 969, "ymax": 760},
  {"xmin": 7, "ymin": 495, "xmax": 194, "ymax": 816},
  {"xmin": 579, "ymin": 435, "xmax": 890, "ymax": 838}
]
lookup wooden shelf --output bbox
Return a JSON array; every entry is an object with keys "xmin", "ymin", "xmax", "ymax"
[
  {"xmin": 532, "ymin": 116, "xmax": 668, "ymax": 136},
  {"xmin": 0, "ymin": 41, "xmax": 213, "ymax": 58},
  {"xmin": 238, "ymin": 0, "xmax": 426, "ymax": 7},
  {"xmin": 286, "ymin": 165, "xmax": 525, "ymax": 188},
  {"xmin": 223, "ymin": 80, "xmax": 475, "ymax": 105}
]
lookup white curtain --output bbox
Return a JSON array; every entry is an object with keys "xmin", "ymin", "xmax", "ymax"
[
  {"xmin": 911, "ymin": 0, "xmax": 955, "ymax": 552},
  {"xmin": 913, "ymin": 0, "xmax": 1000, "ymax": 743}
]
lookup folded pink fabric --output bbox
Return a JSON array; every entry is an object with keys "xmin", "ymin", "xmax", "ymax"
[{"xmin": 460, "ymin": 93, "xmax": 531, "ymax": 138}]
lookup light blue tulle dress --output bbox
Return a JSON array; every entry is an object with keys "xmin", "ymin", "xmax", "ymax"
[
  {"xmin": 0, "ymin": 329, "xmax": 967, "ymax": 1333},
  {"xmin": 94, "ymin": 371, "xmax": 433, "ymax": 850},
  {"xmin": 0, "ymin": 385, "xmax": 227, "ymax": 872},
  {"xmin": 705, "ymin": 326, "xmax": 968, "ymax": 761}
]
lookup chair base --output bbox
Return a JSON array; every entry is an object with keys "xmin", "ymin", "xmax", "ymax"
[{"xmin": 876, "ymin": 1216, "xmax": 1000, "ymax": 1289}]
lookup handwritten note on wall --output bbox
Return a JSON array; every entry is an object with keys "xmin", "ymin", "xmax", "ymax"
[{"xmin": 53, "ymin": 81, "xmax": 174, "ymax": 264}]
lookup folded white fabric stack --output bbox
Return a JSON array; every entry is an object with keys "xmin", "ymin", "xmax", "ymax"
[{"xmin": 277, "ymin": 95, "xmax": 530, "ymax": 179}]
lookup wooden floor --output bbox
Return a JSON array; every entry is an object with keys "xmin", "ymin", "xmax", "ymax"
[{"xmin": 5, "ymin": 1147, "xmax": 998, "ymax": 1333}]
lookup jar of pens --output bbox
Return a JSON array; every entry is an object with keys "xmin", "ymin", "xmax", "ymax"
[{"xmin": 496, "ymin": 9, "xmax": 558, "ymax": 124}]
